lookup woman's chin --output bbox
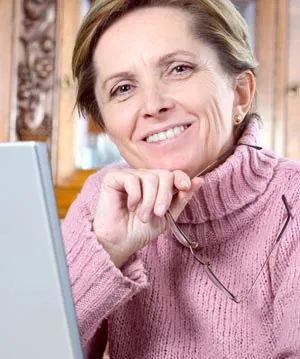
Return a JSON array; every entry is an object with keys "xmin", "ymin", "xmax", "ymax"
[{"xmin": 126, "ymin": 152, "xmax": 206, "ymax": 178}]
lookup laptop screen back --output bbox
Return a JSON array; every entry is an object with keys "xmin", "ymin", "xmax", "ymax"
[{"xmin": 0, "ymin": 142, "xmax": 83, "ymax": 359}]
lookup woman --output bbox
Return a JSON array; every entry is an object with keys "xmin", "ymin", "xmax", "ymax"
[{"xmin": 63, "ymin": 0, "xmax": 300, "ymax": 358}]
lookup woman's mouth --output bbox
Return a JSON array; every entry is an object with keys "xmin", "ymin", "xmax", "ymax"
[{"xmin": 144, "ymin": 124, "xmax": 191, "ymax": 143}]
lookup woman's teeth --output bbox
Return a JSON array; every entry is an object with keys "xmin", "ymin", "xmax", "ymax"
[{"xmin": 145, "ymin": 125, "xmax": 188, "ymax": 143}]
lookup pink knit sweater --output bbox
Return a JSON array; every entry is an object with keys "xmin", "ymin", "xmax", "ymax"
[{"xmin": 62, "ymin": 119, "xmax": 300, "ymax": 359}]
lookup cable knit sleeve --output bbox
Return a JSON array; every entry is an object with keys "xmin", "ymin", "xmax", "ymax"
[
  {"xmin": 272, "ymin": 188, "xmax": 300, "ymax": 358},
  {"xmin": 61, "ymin": 167, "xmax": 149, "ymax": 355}
]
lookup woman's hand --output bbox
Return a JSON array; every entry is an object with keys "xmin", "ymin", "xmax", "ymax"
[{"xmin": 92, "ymin": 169, "xmax": 203, "ymax": 268}]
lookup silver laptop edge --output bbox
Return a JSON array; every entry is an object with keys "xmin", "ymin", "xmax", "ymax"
[{"xmin": 0, "ymin": 142, "xmax": 84, "ymax": 359}]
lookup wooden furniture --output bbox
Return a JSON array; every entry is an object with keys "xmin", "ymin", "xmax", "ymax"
[
  {"xmin": 1, "ymin": 0, "xmax": 300, "ymax": 218},
  {"xmin": 0, "ymin": 0, "xmax": 90, "ymax": 218},
  {"xmin": 55, "ymin": 169, "xmax": 95, "ymax": 218},
  {"xmin": 255, "ymin": 0, "xmax": 300, "ymax": 156}
]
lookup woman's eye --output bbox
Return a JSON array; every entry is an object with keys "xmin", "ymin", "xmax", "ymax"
[
  {"xmin": 171, "ymin": 64, "xmax": 193, "ymax": 76},
  {"xmin": 111, "ymin": 84, "xmax": 133, "ymax": 98}
]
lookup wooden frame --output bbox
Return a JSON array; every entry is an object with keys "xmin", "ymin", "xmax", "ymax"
[
  {"xmin": 0, "ymin": 0, "xmax": 14, "ymax": 142},
  {"xmin": 55, "ymin": 0, "xmax": 81, "ymax": 185},
  {"xmin": 255, "ymin": 0, "xmax": 289, "ymax": 156},
  {"xmin": 286, "ymin": 0, "xmax": 300, "ymax": 159}
]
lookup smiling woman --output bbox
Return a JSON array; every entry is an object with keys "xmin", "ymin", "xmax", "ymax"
[
  {"xmin": 76, "ymin": 3, "xmax": 256, "ymax": 177},
  {"xmin": 93, "ymin": 9, "xmax": 242, "ymax": 175},
  {"xmin": 62, "ymin": 1, "xmax": 300, "ymax": 358}
]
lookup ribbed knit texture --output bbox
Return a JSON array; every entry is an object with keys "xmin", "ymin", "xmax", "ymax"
[{"xmin": 62, "ymin": 118, "xmax": 300, "ymax": 359}]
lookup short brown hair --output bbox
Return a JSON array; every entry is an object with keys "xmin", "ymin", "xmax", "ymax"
[{"xmin": 72, "ymin": 0, "xmax": 258, "ymax": 131}]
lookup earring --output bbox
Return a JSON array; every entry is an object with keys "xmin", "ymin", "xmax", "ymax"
[{"xmin": 234, "ymin": 114, "xmax": 243, "ymax": 125}]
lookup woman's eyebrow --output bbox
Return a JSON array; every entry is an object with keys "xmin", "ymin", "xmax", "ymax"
[
  {"xmin": 157, "ymin": 50, "xmax": 197, "ymax": 66},
  {"xmin": 102, "ymin": 72, "xmax": 135, "ymax": 91},
  {"xmin": 102, "ymin": 50, "xmax": 197, "ymax": 90}
]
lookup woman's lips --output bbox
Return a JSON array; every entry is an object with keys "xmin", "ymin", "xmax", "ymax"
[
  {"xmin": 143, "ymin": 123, "xmax": 192, "ymax": 143},
  {"xmin": 142, "ymin": 123, "xmax": 193, "ymax": 146}
]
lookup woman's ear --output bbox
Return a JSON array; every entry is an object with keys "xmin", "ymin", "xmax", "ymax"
[{"xmin": 233, "ymin": 70, "xmax": 256, "ymax": 116}]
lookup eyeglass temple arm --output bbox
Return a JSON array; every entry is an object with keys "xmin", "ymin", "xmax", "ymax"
[
  {"xmin": 166, "ymin": 211, "xmax": 194, "ymax": 247},
  {"xmin": 201, "ymin": 258, "xmax": 239, "ymax": 303},
  {"xmin": 193, "ymin": 195, "xmax": 291, "ymax": 304},
  {"xmin": 235, "ymin": 195, "xmax": 291, "ymax": 302}
]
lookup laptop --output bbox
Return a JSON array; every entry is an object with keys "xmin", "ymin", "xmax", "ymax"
[{"xmin": 0, "ymin": 142, "xmax": 84, "ymax": 359}]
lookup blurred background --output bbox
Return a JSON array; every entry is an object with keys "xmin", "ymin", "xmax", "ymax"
[{"xmin": 0, "ymin": 0, "xmax": 299, "ymax": 218}]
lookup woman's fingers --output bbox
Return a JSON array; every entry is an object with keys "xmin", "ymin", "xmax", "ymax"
[
  {"xmin": 169, "ymin": 176, "xmax": 204, "ymax": 220},
  {"xmin": 124, "ymin": 169, "xmax": 162, "ymax": 222},
  {"xmin": 103, "ymin": 168, "xmax": 203, "ymax": 223},
  {"xmin": 137, "ymin": 172, "xmax": 159, "ymax": 222},
  {"xmin": 124, "ymin": 175, "xmax": 142, "ymax": 212},
  {"xmin": 124, "ymin": 169, "xmax": 174, "ymax": 221},
  {"xmin": 153, "ymin": 171, "xmax": 174, "ymax": 217},
  {"xmin": 102, "ymin": 171, "xmax": 142, "ymax": 212},
  {"xmin": 173, "ymin": 170, "xmax": 192, "ymax": 192}
]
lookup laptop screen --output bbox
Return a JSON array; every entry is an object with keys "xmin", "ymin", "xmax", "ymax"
[{"xmin": 0, "ymin": 142, "xmax": 83, "ymax": 359}]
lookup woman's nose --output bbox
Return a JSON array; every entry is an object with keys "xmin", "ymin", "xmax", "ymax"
[{"xmin": 140, "ymin": 84, "xmax": 175, "ymax": 119}]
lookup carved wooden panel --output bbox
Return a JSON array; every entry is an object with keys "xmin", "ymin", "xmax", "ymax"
[{"xmin": 14, "ymin": 0, "xmax": 58, "ymax": 160}]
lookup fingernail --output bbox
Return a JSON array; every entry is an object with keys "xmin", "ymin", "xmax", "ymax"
[
  {"xmin": 156, "ymin": 204, "xmax": 166, "ymax": 216},
  {"xmin": 180, "ymin": 180, "xmax": 191, "ymax": 189}
]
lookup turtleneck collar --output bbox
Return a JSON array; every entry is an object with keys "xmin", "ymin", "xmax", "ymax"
[{"xmin": 177, "ymin": 118, "xmax": 279, "ymax": 224}]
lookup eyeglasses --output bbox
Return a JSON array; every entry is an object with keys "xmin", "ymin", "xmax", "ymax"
[
  {"xmin": 167, "ymin": 141, "xmax": 290, "ymax": 303},
  {"xmin": 167, "ymin": 195, "xmax": 291, "ymax": 304}
]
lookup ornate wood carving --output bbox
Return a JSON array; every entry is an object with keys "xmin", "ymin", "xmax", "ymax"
[{"xmin": 16, "ymin": 0, "xmax": 57, "ymax": 145}]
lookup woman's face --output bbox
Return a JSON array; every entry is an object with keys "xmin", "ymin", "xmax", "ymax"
[{"xmin": 94, "ymin": 7, "xmax": 239, "ymax": 178}]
